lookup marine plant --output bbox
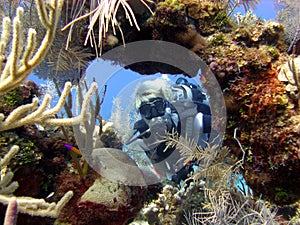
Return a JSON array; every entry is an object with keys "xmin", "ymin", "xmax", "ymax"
[{"xmin": 184, "ymin": 189, "xmax": 283, "ymax": 225}]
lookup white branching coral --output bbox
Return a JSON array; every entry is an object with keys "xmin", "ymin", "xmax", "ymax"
[
  {"xmin": 0, "ymin": 146, "xmax": 74, "ymax": 218},
  {"xmin": 0, "ymin": 146, "xmax": 19, "ymax": 195},
  {"xmin": 0, "ymin": 0, "xmax": 64, "ymax": 96},
  {"xmin": 0, "ymin": 81, "xmax": 98, "ymax": 132},
  {"xmin": 0, "ymin": 191, "xmax": 74, "ymax": 218},
  {"xmin": 0, "ymin": 0, "xmax": 99, "ymax": 132}
]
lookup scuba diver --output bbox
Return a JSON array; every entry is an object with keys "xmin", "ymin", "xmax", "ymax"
[{"xmin": 125, "ymin": 77, "xmax": 212, "ymax": 183}]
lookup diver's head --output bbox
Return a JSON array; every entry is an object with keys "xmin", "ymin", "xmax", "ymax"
[
  {"xmin": 135, "ymin": 78, "xmax": 179, "ymax": 136},
  {"xmin": 135, "ymin": 78, "xmax": 175, "ymax": 112}
]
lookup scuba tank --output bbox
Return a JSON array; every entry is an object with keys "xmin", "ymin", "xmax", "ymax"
[{"xmin": 171, "ymin": 77, "xmax": 212, "ymax": 147}]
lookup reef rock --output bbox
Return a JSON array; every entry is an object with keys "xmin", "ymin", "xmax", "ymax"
[{"xmin": 72, "ymin": 176, "xmax": 147, "ymax": 225}]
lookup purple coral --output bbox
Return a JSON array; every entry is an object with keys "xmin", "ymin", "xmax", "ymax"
[{"xmin": 3, "ymin": 197, "xmax": 18, "ymax": 225}]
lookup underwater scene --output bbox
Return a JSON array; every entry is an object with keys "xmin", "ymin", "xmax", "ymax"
[{"xmin": 0, "ymin": 0, "xmax": 300, "ymax": 224}]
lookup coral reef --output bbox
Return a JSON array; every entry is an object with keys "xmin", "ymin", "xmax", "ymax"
[
  {"xmin": 203, "ymin": 18, "xmax": 285, "ymax": 87},
  {"xmin": 1, "ymin": 0, "xmax": 300, "ymax": 224},
  {"xmin": 141, "ymin": 181, "xmax": 206, "ymax": 225},
  {"xmin": 147, "ymin": 0, "xmax": 189, "ymax": 40},
  {"xmin": 228, "ymin": 67, "xmax": 300, "ymax": 204},
  {"xmin": 210, "ymin": 15, "xmax": 300, "ymax": 205},
  {"xmin": 182, "ymin": 0, "xmax": 230, "ymax": 35},
  {"xmin": 186, "ymin": 9, "xmax": 300, "ymax": 206},
  {"xmin": 0, "ymin": 80, "xmax": 40, "ymax": 116},
  {"xmin": 0, "ymin": 145, "xmax": 74, "ymax": 224},
  {"xmin": 132, "ymin": 140, "xmax": 286, "ymax": 224},
  {"xmin": 114, "ymin": 0, "xmax": 300, "ymax": 217},
  {"xmin": 143, "ymin": 184, "xmax": 184, "ymax": 224}
]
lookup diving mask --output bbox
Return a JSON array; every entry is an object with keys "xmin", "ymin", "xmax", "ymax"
[{"xmin": 139, "ymin": 97, "xmax": 168, "ymax": 120}]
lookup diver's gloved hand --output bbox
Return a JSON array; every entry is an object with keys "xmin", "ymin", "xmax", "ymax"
[
  {"xmin": 171, "ymin": 163, "xmax": 194, "ymax": 184},
  {"xmin": 133, "ymin": 119, "xmax": 150, "ymax": 138},
  {"xmin": 143, "ymin": 117, "xmax": 168, "ymax": 148},
  {"xmin": 125, "ymin": 119, "xmax": 150, "ymax": 145}
]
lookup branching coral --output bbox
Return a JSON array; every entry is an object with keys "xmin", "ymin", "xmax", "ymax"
[
  {"xmin": 0, "ymin": 145, "xmax": 74, "ymax": 219},
  {"xmin": 0, "ymin": 190, "xmax": 74, "ymax": 218},
  {"xmin": 0, "ymin": 146, "xmax": 19, "ymax": 195},
  {"xmin": 0, "ymin": 0, "xmax": 64, "ymax": 96},
  {"xmin": 0, "ymin": 81, "xmax": 98, "ymax": 132}
]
